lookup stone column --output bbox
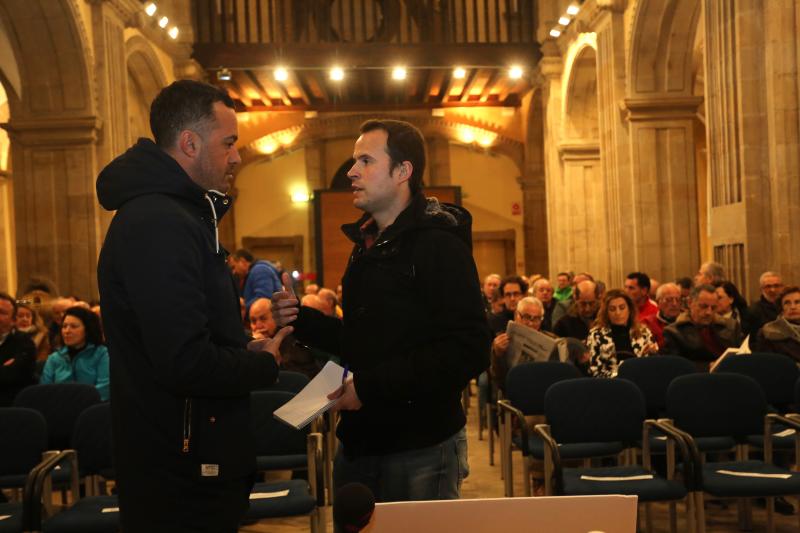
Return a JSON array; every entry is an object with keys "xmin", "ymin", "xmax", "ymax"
[
  {"xmin": 517, "ymin": 172, "xmax": 548, "ymax": 276},
  {"xmin": 624, "ymin": 97, "xmax": 703, "ymax": 283},
  {"xmin": 305, "ymin": 141, "xmax": 326, "ymax": 276},
  {"xmin": 4, "ymin": 117, "xmax": 102, "ymax": 298}
]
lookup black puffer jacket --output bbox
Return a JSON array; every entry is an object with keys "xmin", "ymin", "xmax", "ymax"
[
  {"xmin": 294, "ymin": 192, "xmax": 491, "ymax": 456},
  {"xmin": 96, "ymin": 139, "xmax": 279, "ymax": 515}
]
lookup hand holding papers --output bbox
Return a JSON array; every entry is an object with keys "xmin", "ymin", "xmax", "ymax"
[
  {"xmin": 505, "ymin": 321, "xmax": 563, "ymax": 367},
  {"xmin": 709, "ymin": 335, "xmax": 751, "ymax": 372},
  {"xmin": 274, "ymin": 361, "xmax": 354, "ymax": 429}
]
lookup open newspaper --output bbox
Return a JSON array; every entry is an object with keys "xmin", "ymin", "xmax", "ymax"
[
  {"xmin": 505, "ymin": 321, "xmax": 567, "ymax": 368},
  {"xmin": 273, "ymin": 360, "xmax": 351, "ymax": 429},
  {"xmin": 709, "ymin": 335, "xmax": 751, "ymax": 372}
]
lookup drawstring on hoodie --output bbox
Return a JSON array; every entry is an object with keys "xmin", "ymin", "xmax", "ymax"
[{"xmin": 204, "ymin": 191, "xmax": 221, "ymax": 254}]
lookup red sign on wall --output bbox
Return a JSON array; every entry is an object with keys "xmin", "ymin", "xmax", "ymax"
[{"xmin": 511, "ymin": 202, "xmax": 522, "ymax": 215}]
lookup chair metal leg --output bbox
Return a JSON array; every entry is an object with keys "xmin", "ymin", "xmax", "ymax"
[
  {"xmin": 504, "ymin": 411, "xmax": 514, "ymax": 497},
  {"xmin": 644, "ymin": 502, "xmax": 653, "ymax": 533},
  {"xmin": 522, "ymin": 457, "xmax": 532, "ymax": 497},
  {"xmin": 694, "ymin": 492, "xmax": 706, "ymax": 533},
  {"xmin": 684, "ymin": 493, "xmax": 696, "ymax": 533},
  {"xmin": 766, "ymin": 496, "xmax": 775, "ymax": 533},
  {"xmin": 487, "ymin": 405, "xmax": 494, "ymax": 466},
  {"xmin": 543, "ymin": 447, "xmax": 552, "ymax": 496}
]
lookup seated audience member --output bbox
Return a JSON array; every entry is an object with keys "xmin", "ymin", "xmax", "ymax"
[
  {"xmin": 714, "ymin": 281, "xmax": 749, "ymax": 328},
  {"xmin": 624, "ymin": 272, "xmax": 658, "ymax": 320},
  {"xmin": 531, "ymin": 278, "xmax": 556, "ymax": 332},
  {"xmin": 0, "ymin": 293, "xmax": 37, "ymax": 407},
  {"xmin": 47, "ymin": 296, "xmax": 76, "ymax": 350},
  {"xmin": 490, "ymin": 297, "xmax": 554, "ymax": 390},
  {"xmin": 746, "ymin": 271, "xmax": 784, "ymax": 336},
  {"xmin": 481, "ymin": 274, "xmax": 502, "ymax": 314},
  {"xmin": 249, "ymin": 298, "xmax": 278, "ymax": 339},
  {"xmin": 551, "ymin": 272, "xmax": 595, "ymax": 325},
  {"xmin": 694, "ymin": 261, "xmax": 725, "ymax": 286},
  {"xmin": 229, "ymin": 249, "xmax": 282, "ymax": 311},
  {"xmin": 16, "ymin": 302, "xmax": 51, "ymax": 361},
  {"xmin": 663, "ymin": 284, "xmax": 742, "ymax": 371},
  {"xmin": 676, "ymin": 277, "xmax": 693, "ymax": 311},
  {"xmin": 301, "ymin": 294, "xmax": 326, "ymax": 313},
  {"xmin": 317, "ymin": 288, "xmax": 340, "ymax": 318},
  {"xmin": 641, "ymin": 282, "xmax": 682, "ymax": 349},
  {"xmin": 553, "ymin": 272, "xmax": 573, "ymax": 302},
  {"xmin": 487, "ymin": 275, "xmax": 528, "ymax": 335},
  {"xmin": 304, "ymin": 283, "xmax": 319, "ymax": 295},
  {"xmin": 754, "ymin": 286, "xmax": 800, "ymax": 363},
  {"xmin": 588, "ymin": 289, "xmax": 657, "ymax": 378},
  {"xmin": 489, "ymin": 290, "xmax": 505, "ymax": 315},
  {"xmin": 553, "ymin": 280, "xmax": 599, "ymax": 342},
  {"xmin": 40, "ymin": 306, "xmax": 109, "ymax": 401}
]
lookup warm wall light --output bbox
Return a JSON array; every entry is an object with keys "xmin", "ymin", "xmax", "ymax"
[
  {"xmin": 158, "ymin": 16, "xmax": 169, "ymax": 28},
  {"xmin": 330, "ymin": 67, "xmax": 344, "ymax": 81},
  {"xmin": 392, "ymin": 66, "xmax": 407, "ymax": 80},
  {"xmin": 217, "ymin": 68, "xmax": 232, "ymax": 81},
  {"xmin": 168, "ymin": 26, "xmax": 179, "ymax": 39},
  {"xmin": 274, "ymin": 67, "xmax": 289, "ymax": 82},
  {"xmin": 567, "ymin": 4, "xmax": 580, "ymax": 16},
  {"xmin": 549, "ymin": 28, "xmax": 561, "ymax": 38},
  {"xmin": 459, "ymin": 128, "xmax": 475, "ymax": 143},
  {"xmin": 453, "ymin": 67, "xmax": 466, "ymax": 79},
  {"xmin": 509, "ymin": 66, "xmax": 523, "ymax": 79},
  {"xmin": 558, "ymin": 16, "xmax": 571, "ymax": 26},
  {"xmin": 291, "ymin": 188, "xmax": 310, "ymax": 203},
  {"xmin": 144, "ymin": 2, "xmax": 157, "ymax": 16}
]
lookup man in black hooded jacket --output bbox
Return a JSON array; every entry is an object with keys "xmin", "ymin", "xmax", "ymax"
[
  {"xmin": 96, "ymin": 81, "xmax": 290, "ymax": 532},
  {"xmin": 273, "ymin": 119, "xmax": 490, "ymax": 502}
]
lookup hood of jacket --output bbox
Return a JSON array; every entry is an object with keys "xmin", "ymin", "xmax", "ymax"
[
  {"xmin": 342, "ymin": 191, "xmax": 474, "ymax": 250},
  {"xmin": 761, "ymin": 317, "xmax": 800, "ymax": 343},
  {"xmin": 672, "ymin": 311, "xmax": 732, "ymax": 330}
]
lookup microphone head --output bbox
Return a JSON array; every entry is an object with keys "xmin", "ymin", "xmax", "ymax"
[{"xmin": 333, "ymin": 482, "xmax": 376, "ymax": 533}]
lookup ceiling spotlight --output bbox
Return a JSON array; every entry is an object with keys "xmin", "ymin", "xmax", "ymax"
[
  {"xmin": 549, "ymin": 28, "xmax": 562, "ymax": 38},
  {"xmin": 509, "ymin": 66, "xmax": 524, "ymax": 80},
  {"xmin": 330, "ymin": 67, "xmax": 344, "ymax": 81},
  {"xmin": 566, "ymin": 4, "xmax": 580, "ymax": 16},
  {"xmin": 558, "ymin": 16, "xmax": 571, "ymax": 26},
  {"xmin": 158, "ymin": 16, "xmax": 169, "ymax": 28},
  {"xmin": 144, "ymin": 2, "xmax": 157, "ymax": 16},
  {"xmin": 392, "ymin": 66, "xmax": 407, "ymax": 81},
  {"xmin": 453, "ymin": 67, "xmax": 466, "ymax": 79},
  {"xmin": 168, "ymin": 26, "xmax": 179, "ymax": 40},
  {"xmin": 217, "ymin": 68, "xmax": 232, "ymax": 81},
  {"xmin": 274, "ymin": 67, "xmax": 289, "ymax": 82}
]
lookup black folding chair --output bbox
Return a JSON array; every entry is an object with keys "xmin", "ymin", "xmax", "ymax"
[{"xmin": 71, "ymin": 404, "xmax": 114, "ymax": 496}]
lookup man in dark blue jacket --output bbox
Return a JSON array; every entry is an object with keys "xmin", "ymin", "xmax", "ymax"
[
  {"xmin": 97, "ymin": 80, "xmax": 290, "ymax": 532},
  {"xmin": 273, "ymin": 119, "xmax": 490, "ymax": 502},
  {"xmin": 229, "ymin": 249, "xmax": 282, "ymax": 311}
]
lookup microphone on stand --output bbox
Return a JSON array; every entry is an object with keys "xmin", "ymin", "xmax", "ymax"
[{"xmin": 333, "ymin": 482, "xmax": 376, "ymax": 533}]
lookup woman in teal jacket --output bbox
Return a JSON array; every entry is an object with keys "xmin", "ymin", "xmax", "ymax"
[{"xmin": 41, "ymin": 306, "xmax": 109, "ymax": 401}]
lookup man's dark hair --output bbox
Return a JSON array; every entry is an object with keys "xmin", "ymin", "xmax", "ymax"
[
  {"xmin": 626, "ymin": 272, "xmax": 651, "ymax": 291},
  {"xmin": 150, "ymin": 80, "xmax": 236, "ymax": 149},
  {"xmin": 779, "ymin": 286, "xmax": 800, "ymax": 308},
  {"xmin": 360, "ymin": 119, "xmax": 426, "ymax": 195},
  {"xmin": 690, "ymin": 284, "xmax": 716, "ymax": 301},
  {"xmin": 557, "ymin": 272, "xmax": 573, "ymax": 281},
  {"xmin": 499, "ymin": 275, "xmax": 528, "ymax": 296},
  {"xmin": 675, "ymin": 277, "xmax": 693, "ymax": 290},
  {"xmin": 0, "ymin": 292, "xmax": 17, "ymax": 317},
  {"xmin": 64, "ymin": 306, "xmax": 104, "ymax": 346},
  {"xmin": 232, "ymin": 249, "xmax": 255, "ymax": 263}
]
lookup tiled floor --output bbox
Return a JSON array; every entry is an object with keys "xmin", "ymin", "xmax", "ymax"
[{"xmin": 243, "ymin": 384, "xmax": 799, "ymax": 532}]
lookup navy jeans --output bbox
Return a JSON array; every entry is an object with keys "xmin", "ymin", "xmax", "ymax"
[{"xmin": 333, "ymin": 427, "xmax": 469, "ymax": 502}]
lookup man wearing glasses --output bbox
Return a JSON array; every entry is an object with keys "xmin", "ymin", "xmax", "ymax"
[
  {"xmin": 490, "ymin": 296, "xmax": 552, "ymax": 391},
  {"xmin": 487, "ymin": 275, "xmax": 528, "ymax": 335},
  {"xmin": 746, "ymin": 271, "xmax": 785, "ymax": 336}
]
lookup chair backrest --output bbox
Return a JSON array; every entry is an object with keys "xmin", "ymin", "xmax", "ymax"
[
  {"xmin": 505, "ymin": 362, "xmax": 582, "ymax": 415},
  {"xmin": 0, "ymin": 407, "xmax": 47, "ymax": 476},
  {"xmin": 260, "ymin": 371, "xmax": 311, "ymax": 394},
  {"xmin": 250, "ymin": 390, "xmax": 307, "ymax": 456},
  {"xmin": 71, "ymin": 403, "xmax": 113, "ymax": 476},
  {"xmin": 715, "ymin": 352, "xmax": 799, "ymax": 410},
  {"xmin": 666, "ymin": 373, "xmax": 766, "ymax": 438},
  {"xmin": 617, "ymin": 355, "xmax": 697, "ymax": 417},
  {"xmin": 544, "ymin": 378, "xmax": 645, "ymax": 445},
  {"xmin": 13, "ymin": 384, "xmax": 102, "ymax": 450}
]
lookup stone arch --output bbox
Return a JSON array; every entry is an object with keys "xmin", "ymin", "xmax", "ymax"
[
  {"xmin": 126, "ymin": 35, "xmax": 168, "ymax": 142},
  {"xmin": 628, "ymin": 0, "xmax": 702, "ymax": 97},
  {"xmin": 563, "ymin": 43, "xmax": 599, "ymax": 141}
]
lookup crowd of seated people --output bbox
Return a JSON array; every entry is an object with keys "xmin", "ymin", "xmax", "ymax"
[{"xmin": 482, "ymin": 263, "xmax": 800, "ymax": 384}]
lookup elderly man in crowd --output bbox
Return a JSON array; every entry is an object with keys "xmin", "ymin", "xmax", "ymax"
[
  {"xmin": 746, "ymin": 271, "xmax": 784, "ymax": 336},
  {"xmin": 663, "ymin": 284, "xmax": 742, "ymax": 370},
  {"xmin": 551, "ymin": 272, "xmax": 594, "ymax": 325},
  {"xmin": 640, "ymin": 282, "xmax": 683, "ymax": 349},
  {"xmin": 624, "ymin": 272, "xmax": 658, "ymax": 320},
  {"xmin": 317, "ymin": 288, "xmax": 340, "ymax": 317},
  {"xmin": 531, "ymin": 278, "xmax": 556, "ymax": 332},
  {"xmin": 694, "ymin": 261, "xmax": 725, "ymax": 286},
  {"xmin": 249, "ymin": 298, "xmax": 277, "ymax": 340},
  {"xmin": 754, "ymin": 286, "xmax": 800, "ymax": 363},
  {"xmin": 553, "ymin": 280, "xmax": 599, "ymax": 342},
  {"xmin": 490, "ymin": 296, "xmax": 552, "ymax": 390},
  {"xmin": 482, "ymin": 274, "xmax": 502, "ymax": 314}
]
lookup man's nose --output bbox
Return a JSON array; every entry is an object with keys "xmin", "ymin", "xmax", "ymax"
[{"xmin": 230, "ymin": 146, "xmax": 242, "ymax": 166}]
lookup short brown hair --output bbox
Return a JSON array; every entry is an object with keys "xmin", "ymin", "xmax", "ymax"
[
  {"xmin": 360, "ymin": 119, "xmax": 426, "ymax": 195},
  {"xmin": 779, "ymin": 286, "xmax": 800, "ymax": 307}
]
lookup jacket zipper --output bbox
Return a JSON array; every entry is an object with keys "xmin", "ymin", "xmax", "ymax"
[{"xmin": 182, "ymin": 398, "xmax": 192, "ymax": 453}]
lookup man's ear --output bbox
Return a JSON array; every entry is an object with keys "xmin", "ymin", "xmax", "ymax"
[
  {"xmin": 395, "ymin": 161, "xmax": 413, "ymax": 184},
  {"xmin": 178, "ymin": 130, "xmax": 200, "ymax": 158}
]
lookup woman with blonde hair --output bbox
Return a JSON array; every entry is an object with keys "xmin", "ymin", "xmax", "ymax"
[
  {"xmin": 15, "ymin": 303, "xmax": 51, "ymax": 361},
  {"xmin": 588, "ymin": 289, "xmax": 658, "ymax": 378}
]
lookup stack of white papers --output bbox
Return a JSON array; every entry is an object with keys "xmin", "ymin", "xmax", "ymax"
[{"xmin": 273, "ymin": 361, "xmax": 351, "ymax": 429}]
